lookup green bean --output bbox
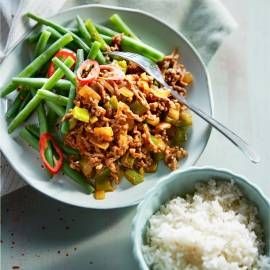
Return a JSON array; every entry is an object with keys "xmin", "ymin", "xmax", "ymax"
[
  {"xmin": 121, "ymin": 36, "xmax": 164, "ymax": 62},
  {"xmin": 46, "ymin": 101, "xmax": 65, "ymax": 117},
  {"xmin": 5, "ymin": 90, "xmax": 28, "ymax": 121},
  {"xmin": 109, "ymin": 14, "xmax": 139, "ymax": 40},
  {"xmin": 60, "ymin": 84, "xmax": 75, "ymax": 135},
  {"xmin": 27, "ymin": 31, "xmax": 41, "ymax": 43},
  {"xmin": 0, "ymin": 33, "xmax": 73, "ymax": 97},
  {"xmin": 87, "ymin": 41, "xmax": 101, "ymax": 60},
  {"xmin": 8, "ymin": 94, "xmax": 42, "ymax": 133},
  {"xmin": 47, "ymin": 108, "xmax": 58, "ymax": 132},
  {"xmin": 34, "ymin": 30, "xmax": 51, "ymax": 57},
  {"xmin": 96, "ymin": 50, "xmax": 106, "ymax": 64},
  {"xmin": 18, "ymin": 91, "xmax": 32, "ymax": 111},
  {"xmin": 19, "ymin": 128, "xmax": 39, "ymax": 150},
  {"xmin": 95, "ymin": 24, "xmax": 164, "ymax": 61},
  {"xmin": 45, "ymin": 26, "xmax": 62, "ymax": 40},
  {"xmin": 74, "ymin": 49, "xmax": 84, "ymax": 73},
  {"xmin": 52, "ymin": 57, "xmax": 76, "ymax": 85},
  {"xmin": 76, "ymin": 15, "xmax": 92, "ymax": 46},
  {"xmin": 43, "ymin": 57, "xmax": 75, "ymax": 90},
  {"xmin": 85, "ymin": 19, "xmax": 108, "ymax": 50},
  {"xmin": 26, "ymin": 13, "xmax": 90, "ymax": 52},
  {"xmin": 67, "ymin": 27, "xmax": 80, "ymax": 34},
  {"xmin": 35, "ymin": 98, "xmax": 55, "ymax": 169},
  {"xmin": 12, "ymin": 78, "xmax": 71, "ymax": 91},
  {"xmin": 63, "ymin": 162, "xmax": 94, "ymax": 193},
  {"xmin": 95, "ymin": 24, "xmax": 118, "ymax": 37},
  {"xmin": 36, "ymin": 101, "xmax": 48, "ymax": 133},
  {"xmin": 36, "ymin": 89, "xmax": 68, "ymax": 106},
  {"xmin": 100, "ymin": 34, "xmax": 112, "ymax": 45},
  {"xmin": 75, "ymin": 18, "xmax": 106, "ymax": 64},
  {"xmin": 25, "ymin": 124, "xmax": 40, "ymax": 138}
]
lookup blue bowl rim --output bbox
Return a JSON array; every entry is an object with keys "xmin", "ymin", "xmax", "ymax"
[{"xmin": 131, "ymin": 166, "xmax": 270, "ymax": 270}]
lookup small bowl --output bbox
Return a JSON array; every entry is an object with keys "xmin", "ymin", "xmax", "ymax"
[{"xmin": 131, "ymin": 167, "xmax": 270, "ymax": 270}]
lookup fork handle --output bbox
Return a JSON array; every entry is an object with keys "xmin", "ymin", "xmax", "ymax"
[{"xmin": 169, "ymin": 87, "xmax": 260, "ymax": 164}]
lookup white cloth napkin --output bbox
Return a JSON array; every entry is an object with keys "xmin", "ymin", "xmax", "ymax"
[{"xmin": 0, "ymin": 0, "xmax": 237, "ymax": 195}]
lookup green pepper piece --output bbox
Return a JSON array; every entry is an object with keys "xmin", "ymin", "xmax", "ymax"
[
  {"xmin": 94, "ymin": 168, "xmax": 114, "ymax": 191},
  {"xmin": 173, "ymin": 127, "xmax": 188, "ymax": 146},
  {"xmin": 124, "ymin": 169, "xmax": 144, "ymax": 185},
  {"xmin": 130, "ymin": 100, "xmax": 148, "ymax": 115}
]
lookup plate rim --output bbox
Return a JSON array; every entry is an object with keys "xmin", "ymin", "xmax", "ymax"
[{"xmin": 0, "ymin": 4, "xmax": 214, "ymax": 209}]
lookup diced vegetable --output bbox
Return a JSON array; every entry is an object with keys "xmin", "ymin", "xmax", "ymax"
[
  {"xmin": 94, "ymin": 168, "xmax": 114, "ymax": 191},
  {"xmin": 182, "ymin": 72, "xmax": 193, "ymax": 84},
  {"xmin": 80, "ymin": 156, "xmax": 93, "ymax": 178},
  {"xmin": 147, "ymin": 115, "xmax": 160, "ymax": 126},
  {"xmin": 130, "ymin": 100, "xmax": 148, "ymax": 115},
  {"xmin": 124, "ymin": 169, "xmax": 144, "ymax": 185},
  {"xmin": 72, "ymin": 106, "xmax": 90, "ymax": 122},
  {"xmin": 150, "ymin": 86, "xmax": 171, "ymax": 99},
  {"xmin": 95, "ymin": 190, "xmax": 105, "ymax": 200},
  {"xmin": 68, "ymin": 118, "xmax": 77, "ymax": 130},
  {"xmin": 110, "ymin": 95, "xmax": 118, "ymax": 109},
  {"xmin": 180, "ymin": 111, "xmax": 193, "ymax": 126},
  {"xmin": 78, "ymin": 85, "xmax": 101, "ymax": 101},
  {"xmin": 173, "ymin": 127, "xmax": 188, "ymax": 146},
  {"xmin": 94, "ymin": 127, "xmax": 113, "ymax": 141},
  {"xmin": 89, "ymin": 116, "xmax": 98, "ymax": 124},
  {"xmin": 119, "ymin": 87, "xmax": 134, "ymax": 98},
  {"xmin": 112, "ymin": 60, "xmax": 127, "ymax": 73},
  {"xmin": 121, "ymin": 153, "xmax": 135, "ymax": 168},
  {"xmin": 168, "ymin": 104, "xmax": 180, "ymax": 120},
  {"xmin": 150, "ymin": 135, "xmax": 166, "ymax": 151}
]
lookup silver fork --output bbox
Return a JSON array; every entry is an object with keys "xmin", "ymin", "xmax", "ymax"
[{"xmin": 108, "ymin": 51, "xmax": 260, "ymax": 164}]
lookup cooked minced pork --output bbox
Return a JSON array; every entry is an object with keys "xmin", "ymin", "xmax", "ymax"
[{"xmin": 143, "ymin": 180, "xmax": 270, "ymax": 270}]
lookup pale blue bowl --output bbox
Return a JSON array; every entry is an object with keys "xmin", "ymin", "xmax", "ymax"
[{"xmin": 131, "ymin": 167, "xmax": 270, "ymax": 270}]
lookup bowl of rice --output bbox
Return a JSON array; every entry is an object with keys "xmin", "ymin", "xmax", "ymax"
[{"xmin": 132, "ymin": 167, "xmax": 270, "ymax": 270}]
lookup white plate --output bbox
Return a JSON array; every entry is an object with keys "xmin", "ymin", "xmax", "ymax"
[{"xmin": 0, "ymin": 5, "xmax": 213, "ymax": 209}]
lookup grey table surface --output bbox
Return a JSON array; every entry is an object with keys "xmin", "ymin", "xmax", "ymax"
[{"xmin": 1, "ymin": 0, "xmax": 270, "ymax": 269}]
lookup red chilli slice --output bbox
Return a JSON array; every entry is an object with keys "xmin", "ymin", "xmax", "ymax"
[
  {"xmin": 99, "ymin": 64, "xmax": 125, "ymax": 81},
  {"xmin": 47, "ymin": 49, "xmax": 76, "ymax": 77},
  {"xmin": 76, "ymin": 60, "xmax": 100, "ymax": 86},
  {"xmin": 39, "ymin": 133, "xmax": 63, "ymax": 174}
]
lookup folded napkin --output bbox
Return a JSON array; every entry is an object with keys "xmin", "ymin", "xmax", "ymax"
[{"xmin": 0, "ymin": 0, "xmax": 237, "ymax": 195}]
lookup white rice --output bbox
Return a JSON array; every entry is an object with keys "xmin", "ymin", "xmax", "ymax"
[{"xmin": 143, "ymin": 180, "xmax": 270, "ymax": 270}]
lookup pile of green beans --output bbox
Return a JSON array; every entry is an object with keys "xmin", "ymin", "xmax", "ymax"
[{"xmin": 1, "ymin": 12, "xmax": 166, "ymax": 195}]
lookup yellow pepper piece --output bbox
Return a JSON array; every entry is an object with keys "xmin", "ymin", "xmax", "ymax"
[
  {"xmin": 119, "ymin": 87, "xmax": 134, "ymax": 98},
  {"xmin": 72, "ymin": 106, "xmax": 90, "ymax": 123},
  {"xmin": 150, "ymin": 86, "xmax": 170, "ymax": 98},
  {"xmin": 95, "ymin": 190, "xmax": 106, "ymax": 200},
  {"xmin": 89, "ymin": 116, "xmax": 98, "ymax": 124},
  {"xmin": 79, "ymin": 85, "xmax": 101, "ymax": 101},
  {"xmin": 94, "ymin": 127, "xmax": 113, "ymax": 140}
]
